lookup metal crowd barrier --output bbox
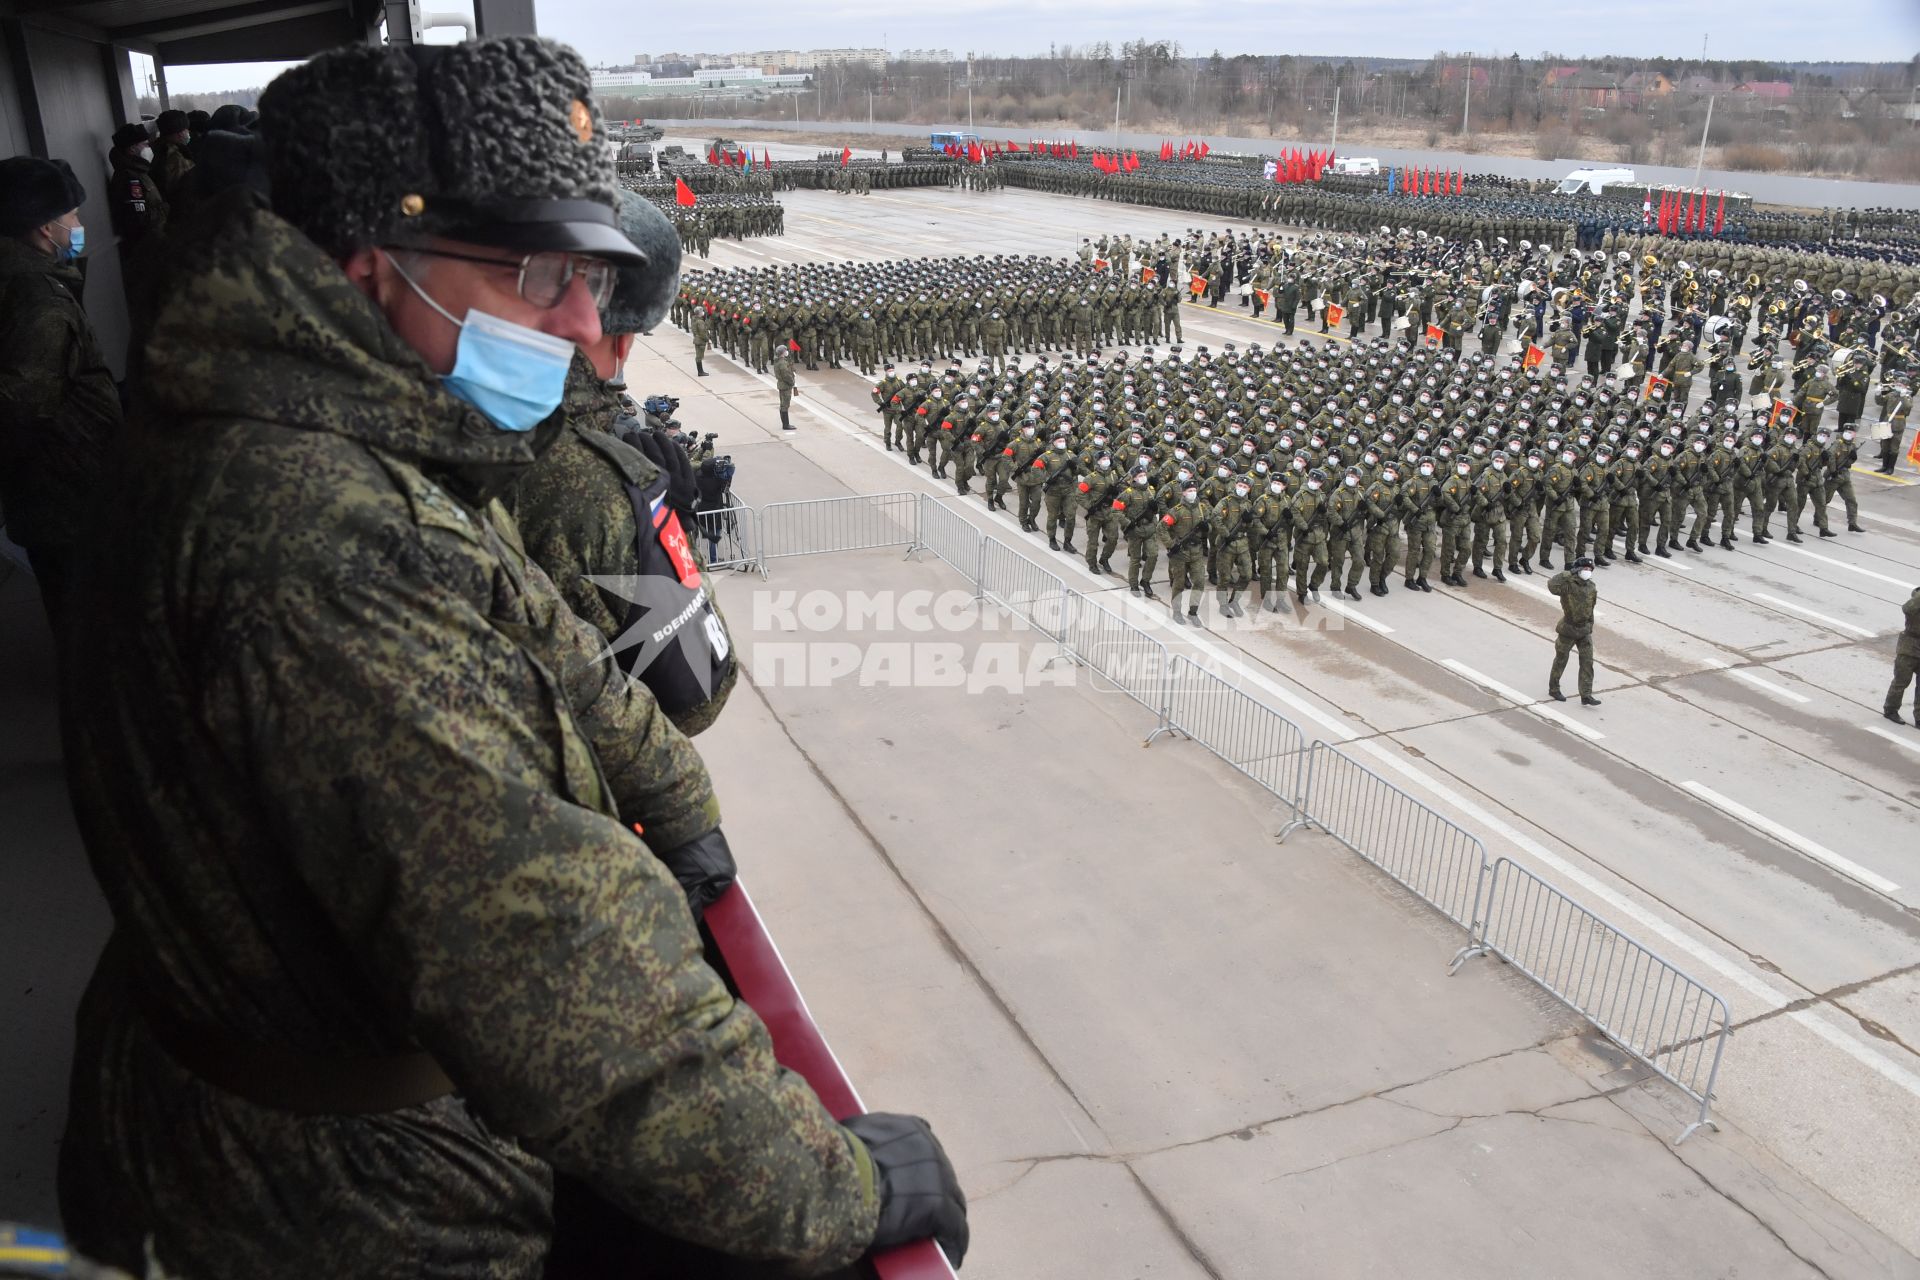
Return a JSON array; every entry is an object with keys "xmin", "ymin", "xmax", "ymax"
[
  {"xmin": 914, "ymin": 496, "xmax": 985, "ymax": 587},
  {"xmin": 692, "ymin": 490, "xmax": 760, "ymax": 574},
  {"xmin": 1290, "ymin": 742, "xmax": 1490, "ymax": 932},
  {"xmin": 1457, "ymin": 858, "xmax": 1729, "ymax": 1143},
  {"xmin": 725, "ymin": 489, "xmax": 1732, "ymax": 1141},
  {"xmin": 757, "ymin": 492, "xmax": 921, "ymax": 562},
  {"xmin": 1155, "ymin": 655, "xmax": 1309, "ymax": 819},
  {"xmin": 975, "ymin": 536, "xmax": 1069, "ymax": 641},
  {"xmin": 1056, "ymin": 591, "xmax": 1176, "ymax": 728}
]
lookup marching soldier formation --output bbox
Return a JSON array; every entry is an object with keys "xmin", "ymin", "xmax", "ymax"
[
  {"xmin": 857, "ymin": 331, "xmax": 1892, "ymax": 634},
  {"xmin": 671, "ymin": 255, "xmax": 1187, "ymax": 375}
]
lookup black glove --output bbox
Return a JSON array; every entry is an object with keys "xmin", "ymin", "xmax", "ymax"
[
  {"xmin": 653, "ymin": 827, "xmax": 735, "ymax": 924},
  {"xmin": 632, "ymin": 428, "xmax": 700, "ymax": 527},
  {"xmin": 844, "ymin": 1112, "xmax": 969, "ymax": 1268}
]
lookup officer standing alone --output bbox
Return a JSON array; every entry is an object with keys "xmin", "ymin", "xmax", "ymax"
[
  {"xmin": 1548, "ymin": 554, "xmax": 1603, "ymax": 706},
  {"xmin": 1887, "ymin": 586, "xmax": 1920, "ymax": 726}
]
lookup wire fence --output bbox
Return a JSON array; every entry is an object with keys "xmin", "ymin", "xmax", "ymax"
[{"xmin": 719, "ymin": 488, "xmax": 1734, "ymax": 1141}]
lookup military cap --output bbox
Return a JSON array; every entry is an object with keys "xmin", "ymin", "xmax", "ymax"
[
  {"xmin": 209, "ymin": 104, "xmax": 256, "ymax": 132},
  {"xmin": 259, "ymin": 36, "xmax": 641, "ymax": 264},
  {"xmin": 601, "ymin": 189, "xmax": 680, "ymax": 334},
  {"xmin": 0, "ymin": 156, "xmax": 85, "ymax": 235},
  {"xmin": 186, "ymin": 109, "xmax": 212, "ymax": 133},
  {"xmin": 112, "ymin": 121, "xmax": 151, "ymax": 150},
  {"xmin": 156, "ymin": 109, "xmax": 190, "ymax": 135}
]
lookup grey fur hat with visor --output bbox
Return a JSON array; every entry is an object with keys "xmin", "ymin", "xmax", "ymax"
[{"xmin": 257, "ymin": 35, "xmax": 644, "ymax": 267}]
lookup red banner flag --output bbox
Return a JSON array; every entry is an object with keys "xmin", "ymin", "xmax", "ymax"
[
  {"xmin": 1324, "ymin": 302, "xmax": 1345, "ymax": 329},
  {"xmin": 1189, "ymin": 273, "xmax": 1208, "ymax": 297},
  {"xmin": 840, "ymin": 146, "xmax": 851, "ymax": 167},
  {"xmin": 1199, "ymin": 140, "xmax": 1209, "ymax": 157},
  {"xmin": 706, "ymin": 147, "xmax": 717, "ymax": 164},
  {"xmin": 1425, "ymin": 322, "xmax": 1445, "ymax": 344},
  {"xmin": 674, "ymin": 176, "xmax": 697, "ymax": 207},
  {"xmin": 1140, "ymin": 265, "xmax": 1157, "ymax": 284},
  {"xmin": 1160, "ymin": 140, "xmax": 1173, "ymax": 161},
  {"xmin": 1713, "ymin": 193, "xmax": 1725, "ymax": 237},
  {"xmin": 1453, "ymin": 169, "xmax": 1463, "ymax": 195},
  {"xmin": 1524, "ymin": 344, "xmax": 1547, "ymax": 369}
]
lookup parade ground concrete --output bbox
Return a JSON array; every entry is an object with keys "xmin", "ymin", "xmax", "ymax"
[{"xmin": 4, "ymin": 141, "xmax": 1920, "ymax": 1276}]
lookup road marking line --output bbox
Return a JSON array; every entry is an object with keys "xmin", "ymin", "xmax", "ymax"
[
  {"xmin": 1865, "ymin": 725, "xmax": 1920, "ymax": 756},
  {"xmin": 1773, "ymin": 544, "xmax": 1915, "ymax": 589},
  {"xmin": 1681, "ymin": 781, "xmax": 1900, "ymax": 894},
  {"xmin": 1860, "ymin": 510, "xmax": 1920, "ymax": 534},
  {"xmin": 1442, "ymin": 658, "xmax": 1605, "ymax": 741},
  {"xmin": 1644, "ymin": 553, "xmax": 1694, "ymax": 573},
  {"xmin": 1851, "ymin": 465, "xmax": 1912, "ymax": 486},
  {"xmin": 1750, "ymin": 591, "xmax": 1878, "ymax": 638},
  {"xmin": 1315, "ymin": 598, "xmax": 1394, "ymax": 634},
  {"xmin": 1726, "ymin": 668, "xmax": 1812, "ymax": 704},
  {"xmin": 1508, "ymin": 577, "xmax": 1554, "ymax": 599}
]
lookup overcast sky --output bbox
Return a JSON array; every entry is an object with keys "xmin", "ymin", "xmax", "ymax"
[{"xmin": 157, "ymin": 0, "xmax": 1920, "ymax": 96}]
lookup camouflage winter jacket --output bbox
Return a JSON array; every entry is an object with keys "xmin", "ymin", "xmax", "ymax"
[
  {"xmin": 505, "ymin": 356, "xmax": 737, "ymax": 737},
  {"xmin": 56, "ymin": 192, "xmax": 876, "ymax": 1279}
]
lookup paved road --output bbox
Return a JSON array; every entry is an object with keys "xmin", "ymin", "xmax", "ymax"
[
  {"xmin": 651, "ymin": 149, "xmax": 1920, "ymax": 1258},
  {"xmin": 676, "ymin": 115, "xmax": 1920, "ymax": 209}
]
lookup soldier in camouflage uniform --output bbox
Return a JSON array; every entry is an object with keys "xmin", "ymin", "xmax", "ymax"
[
  {"xmin": 0, "ymin": 156, "xmax": 121, "ymax": 626},
  {"xmin": 506, "ymin": 192, "xmax": 739, "ymax": 740},
  {"xmin": 54, "ymin": 38, "xmax": 965, "ymax": 1280},
  {"xmin": 1548, "ymin": 555, "xmax": 1603, "ymax": 705}
]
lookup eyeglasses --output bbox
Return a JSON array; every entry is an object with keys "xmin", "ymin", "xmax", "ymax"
[{"xmin": 396, "ymin": 246, "xmax": 616, "ymax": 310}]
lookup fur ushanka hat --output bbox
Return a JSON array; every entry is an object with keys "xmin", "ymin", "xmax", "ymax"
[{"xmin": 258, "ymin": 36, "xmax": 643, "ymax": 266}]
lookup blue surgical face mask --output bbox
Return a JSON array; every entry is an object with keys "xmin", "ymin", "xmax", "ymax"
[
  {"xmin": 384, "ymin": 250, "xmax": 574, "ymax": 433},
  {"xmin": 64, "ymin": 223, "xmax": 85, "ymax": 260}
]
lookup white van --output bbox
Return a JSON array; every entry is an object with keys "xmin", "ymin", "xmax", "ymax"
[
  {"xmin": 1329, "ymin": 156, "xmax": 1380, "ymax": 176},
  {"xmin": 1556, "ymin": 166, "xmax": 1635, "ymax": 195}
]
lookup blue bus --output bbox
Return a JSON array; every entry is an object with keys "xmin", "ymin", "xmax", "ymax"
[{"xmin": 929, "ymin": 130, "xmax": 981, "ymax": 149}]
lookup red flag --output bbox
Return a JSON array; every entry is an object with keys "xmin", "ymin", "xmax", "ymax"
[
  {"xmin": 706, "ymin": 146, "xmax": 717, "ymax": 164},
  {"xmin": 1070, "ymin": 140, "xmax": 1078, "ymax": 159},
  {"xmin": 1453, "ymin": 169, "xmax": 1462, "ymax": 195},
  {"xmin": 840, "ymin": 146, "xmax": 851, "ymax": 167},
  {"xmin": 1199, "ymin": 140, "xmax": 1209, "ymax": 157},
  {"xmin": 674, "ymin": 176, "xmax": 697, "ymax": 207},
  {"xmin": 1713, "ymin": 193, "xmax": 1725, "ymax": 237},
  {"xmin": 1523, "ymin": 344, "xmax": 1547, "ymax": 369},
  {"xmin": 763, "ymin": 149, "xmax": 772, "ymax": 170}
]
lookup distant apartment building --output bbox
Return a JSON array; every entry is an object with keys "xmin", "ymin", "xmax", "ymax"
[
  {"xmin": 590, "ymin": 64, "xmax": 811, "ymax": 98},
  {"xmin": 896, "ymin": 48, "xmax": 955, "ymax": 64},
  {"xmin": 728, "ymin": 47, "xmax": 887, "ymax": 72}
]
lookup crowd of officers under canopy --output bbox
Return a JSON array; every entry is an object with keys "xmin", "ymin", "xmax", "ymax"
[{"xmin": 674, "ymin": 221, "xmax": 1915, "ymax": 633}]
